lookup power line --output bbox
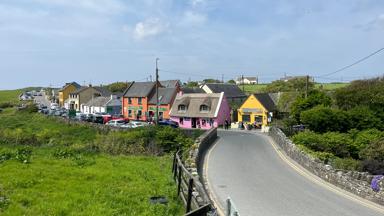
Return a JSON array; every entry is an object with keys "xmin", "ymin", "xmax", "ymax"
[{"xmin": 318, "ymin": 47, "xmax": 384, "ymax": 78}]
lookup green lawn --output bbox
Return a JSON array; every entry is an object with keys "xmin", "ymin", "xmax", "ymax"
[
  {"xmin": 239, "ymin": 82, "xmax": 349, "ymax": 94},
  {"xmin": 0, "ymin": 147, "xmax": 182, "ymax": 216},
  {"xmin": 0, "ymin": 90, "xmax": 22, "ymax": 104},
  {"xmin": 314, "ymin": 82, "xmax": 350, "ymax": 90}
]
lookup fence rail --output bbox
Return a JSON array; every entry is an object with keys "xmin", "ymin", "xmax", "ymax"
[{"xmin": 172, "ymin": 150, "xmax": 215, "ymax": 216}]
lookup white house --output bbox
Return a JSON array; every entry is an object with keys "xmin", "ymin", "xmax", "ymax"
[
  {"xmin": 235, "ymin": 76, "xmax": 258, "ymax": 85},
  {"xmin": 82, "ymin": 95, "xmax": 122, "ymax": 115}
]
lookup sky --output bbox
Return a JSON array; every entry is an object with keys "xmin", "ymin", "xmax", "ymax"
[{"xmin": 0, "ymin": 0, "xmax": 384, "ymax": 89}]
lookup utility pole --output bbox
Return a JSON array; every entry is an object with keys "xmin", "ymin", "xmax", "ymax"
[
  {"xmin": 305, "ymin": 75, "xmax": 309, "ymax": 98},
  {"xmin": 222, "ymin": 74, "xmax": 224, "ymax": 83},
  {"xmin": 156, "ymin": 58, "xmax": 159, "ymax": 125},
  {"xmin": 242, "ymin": 74, "xmax": 245, "ymax": 92}
]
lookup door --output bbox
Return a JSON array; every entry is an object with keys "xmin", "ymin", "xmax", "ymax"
[{"xmin": 192, "ymin": 118, "xmax": 197, "ymax": 128}]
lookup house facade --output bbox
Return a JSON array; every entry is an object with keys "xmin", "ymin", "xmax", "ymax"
[
  {"xmin": 83, "ymin": 95, "xmax": 122, "ymax": 115},
  {"xmin": 122, "ymin": 81, "xmax": 178, "ymax": 121},
  {"xmin": 235, "ymin": 77, "xmax": 258, "ymax": 85},
  {"xmin": 68, "ymin": 85, "xmax": 111, "ymax": 111},
  {"xmin": 170, "ymin": 92, "xmax": 231, "ymax": 129},
  {"xmin": 237, "ymin": 93, "xmax": 276, "ymax": 126},
  {"xmin": 58, "ymin": 82, "xmax": 81, "ymax": 107}
]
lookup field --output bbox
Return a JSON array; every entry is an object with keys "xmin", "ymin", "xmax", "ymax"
[
  {"xmin": 0, "ymin": 90, "xmax": 185, "ymax": 215},
  {"xmin": 240, "ymin": 82, "xmax": 349, "ymax": 94},
  {"xmin": 0, "ymin": 90, "xmax": 22, "ymax": 104}
]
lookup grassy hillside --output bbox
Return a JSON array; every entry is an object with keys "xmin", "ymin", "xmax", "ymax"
[
  {"xmin": 240, "ymin": 82, "xmax": 349, "ymax": 94},
  {"xmin": 0, "ymin": 105, "xmax": 187, "ymax": 214},
  {"xmin": 0, "ymin": 90, "xmax": 22, "ymax": 104}
]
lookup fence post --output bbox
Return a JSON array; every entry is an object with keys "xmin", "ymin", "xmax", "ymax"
[
  {"xmin": 186, "ymin": 178, "xmax": 194, "ymax": 213},
  {"xmin": 172, "ymin": 151, "xmax": 177, "ymax": 174},
  {"xmin": 226, "ymin": 198, "xmax": 231, "ymax": 216},
  {"xmin": 174, "ymin": 161, "xmax": 178, "ymax": 180},
  {"xmin": 177, "ymin": 165, "xmax": 182, "ymax": 196}
]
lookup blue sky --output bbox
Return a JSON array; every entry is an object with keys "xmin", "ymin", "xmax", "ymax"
[{"xmin": 0, "ymin": 0, "xmax": 383, "ymax": 89}]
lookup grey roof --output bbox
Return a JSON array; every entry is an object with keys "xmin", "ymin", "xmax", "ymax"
[
  {"xmin": 148, "ymin": 88, "xmax": 177, "ymax": 105},
  {"xmin": 160, "ymin": 80, "xmax": 180, "ymax": 88},
  {"xmin": 71, "ymin": 86, "xmax": 111, "ymax": 96},
  {"xmin": 254, "ymin": 93, "xmax": 276, "ymax": 111},
  {"xmin": 204, "ymin": 83, "xmax": 246, "ymax": 98},
  {"xmin": 84, "ymin": 97, "xmax": 110, "ymax": 107},
  {"xmin": 60, "ymin": 82, "xmax": 81, "ymax": 91},
  {"xmin": 123, "ymin": 82, "xmax": 156, "ymax": 97},
  {"xmin": 170, "ymin": 93, "xmax": 223, "ymax": 118},
  {"xmin": 181, "ymin": 87, "xmax": 205, "ymax": 94}
]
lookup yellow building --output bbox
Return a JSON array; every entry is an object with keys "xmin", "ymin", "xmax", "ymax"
[
  {"xmin": 58, "ymin": 82, "xmax": 81, "ymax": 107},
  {"xmin": 237, "ymin": 93, "xmax": 276, "ymax": 126}
]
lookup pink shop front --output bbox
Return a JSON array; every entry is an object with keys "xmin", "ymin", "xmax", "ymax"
[{"xmin": 169, "ymin": 92, "xmax": 231, "ymax": 129}]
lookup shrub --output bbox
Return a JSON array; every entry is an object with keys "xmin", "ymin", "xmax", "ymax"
[
  {"xmin": 359, "ymin": 138, "xmax": 384, "ymax": 162},
  {"xmin": 15, "ymin": 148, "xmax": 32, "ymax": 163},
  {"xmin": 347, "ymin": 107, "xmax": 382, "ymax": 130},
  {"xmin": 0, "ymin": 150, "xmax": 12, "ymax": 163},
  {"xmin": 0, "ymin": 102, "xmax": 13, "ymax": 109},
  {"xmin": 361, "ymin": 159, "xmax": 384, "ymax": 175},
  {"xmin": 331, "ymin": 157, "xmax": 361, "ymax": 171},
  {"xmin": 292, "ymin": 131, "xmax": 325, "ymax": 152}
]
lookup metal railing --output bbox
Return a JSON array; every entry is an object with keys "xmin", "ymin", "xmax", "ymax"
[{"xmin": 172, "ymin": 150, "xmax": 216, "ymax": 216}]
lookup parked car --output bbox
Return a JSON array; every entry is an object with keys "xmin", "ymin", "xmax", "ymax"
[
  {"xmin": 74, "ymin": 113, "xmax": 87, "ymax": 121},
  {"xmin": 158, "ymin": 120, "xmax": 179, "ymax": 128},
  {"xmin": 85, "ymin": 114, "xmax": 94, "ymax": 122},
  {"xmin": 106, "ymin": 119, "xmax": 126, "ymax": 127},
  {"xmin": 93, "ymin": 115, "xmax": 104, "ymax": 124},
  {"xmin": 127, "ymin": 121, "xmax": 148, "ymax": 128},
  {"xmin": 50, "ymin": 103, "xmax": 59, "ymax": 110}
]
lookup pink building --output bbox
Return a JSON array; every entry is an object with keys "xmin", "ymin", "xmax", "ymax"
[{"xmin": 169, "ymin": 92, "xmax": 231, "ymax": 129}]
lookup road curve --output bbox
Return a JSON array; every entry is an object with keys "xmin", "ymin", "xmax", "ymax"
[{"xmin": 206, "ymin": 130, "xmax": 384, "ymax": 216}]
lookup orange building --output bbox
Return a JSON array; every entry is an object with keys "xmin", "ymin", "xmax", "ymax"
[{"xmin": 122, "ymin": 81, "xmax": 177, "ymax": 121}]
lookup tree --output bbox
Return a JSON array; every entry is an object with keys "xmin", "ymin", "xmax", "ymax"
[
  {"xmin": 265, "ymin": 77, "xmax": 314, "ymax": 93},
  {"xmin": 106, "ymin": 82, "xmax": 129, "ymax": 93},
  {"xmin": 347, "ymin": 106, "xmax": 383, "ymax": 130},
  {"xmin": 186, "ymin": 81, "xmax": 199, "ymax": 87},
  {"xmin": 300, "ymin": 106, "xmax": 350, "ymax": 133},
  {"xmin": 227, "ymin": 79, "xmax": 236, "ymax": 84},
  {"xmin": 203, "ymin": 79, "xmax": 221, "ymax": 84},
  {"xmin": 290, "ymin": 90, "xmax": 332, "ymax": 122}
]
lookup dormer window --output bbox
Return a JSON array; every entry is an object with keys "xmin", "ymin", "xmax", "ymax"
[
  {"xmin": 200, "ymin": 104, "xmax": 209, "ymax": 112},
  {"xmin": 178, "ymin": 104, "xmax": 186, "ymax": 112}
]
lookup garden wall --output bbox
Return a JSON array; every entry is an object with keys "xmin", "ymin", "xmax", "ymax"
[{"xmin": 269, "ymin": 127, "xmax": 384, "ymax": 205}]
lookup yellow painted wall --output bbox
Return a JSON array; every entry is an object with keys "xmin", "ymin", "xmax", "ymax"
[
  {"xmin": 237, "ymin": 95, "xmax": 269, "ymax": 126},
  {"xmin": 59, "ymin": 85, "xmax": 78, "ymax": 107}
]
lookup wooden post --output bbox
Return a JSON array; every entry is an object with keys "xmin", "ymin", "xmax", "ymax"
[
  {"xmin": 172, "ymin": 151, "xmax": 177, "ymax": 174},
  {"xmin": 177, "ymin": 166, "xmax": 182, "ymax": 196},
  {"xmin": 173, "ymin": 162, "xmax": 178, "ymax": 180},
  {"xmin": 186, "ymin": 178, "xmax": 194, "ymax": 213}
]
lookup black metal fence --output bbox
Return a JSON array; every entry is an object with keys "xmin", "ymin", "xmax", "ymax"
[{"xmin": 172, "ymin": 150, "xmax": 215, "ymax": 216}]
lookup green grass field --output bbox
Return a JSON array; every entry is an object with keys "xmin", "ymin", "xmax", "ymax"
[
  {"xmin": 240, "ymin": 82, "xmax": 349, "ymax": 94},
  {"xmin": 0, "ymin": 90, "xmax": 185, "ymax": 215},
  {"xmin": 0, "ymin": 90, "xmax": 22, "ymax": 104}
]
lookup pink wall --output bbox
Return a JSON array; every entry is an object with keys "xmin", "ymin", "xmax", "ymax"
[{"xmin": 170, "ymin": 95, "xmax": 231, "ymax": 129}]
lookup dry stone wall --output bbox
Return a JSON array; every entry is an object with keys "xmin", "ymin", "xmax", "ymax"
[{"xmin": 269, "ymin": 127, "xmax": 384, "ymax": 205}]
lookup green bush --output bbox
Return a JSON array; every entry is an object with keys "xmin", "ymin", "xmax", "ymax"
[
  {"xmin": 15, "ymin": 148, "xmax": 32, "ymax": 163},
  {"xmin": 0, "ymin": 102, "xmax": 13, "ymax": 109},
  {"xmin": 0, "ymin": 150, "xmax": 13, "ymax": 163},
  {"xmin": 332, "ymin": 157, "xmax": 361, "ymax": 171}
]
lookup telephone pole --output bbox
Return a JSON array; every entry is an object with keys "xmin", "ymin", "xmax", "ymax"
[
  {"xmin": 242, "ymin": 74, "xmax": 245, "ymax": 92},
  {"xmin": 155, "ymin": 58, "xmax": 159, "ymax": 125},
  {"xmin": 305, "ymin": 75, "xmax": 309, "ymax": 98},
  {"xmin": 222, "ymin": 74, "xmax": 224, "ymax": 83}
]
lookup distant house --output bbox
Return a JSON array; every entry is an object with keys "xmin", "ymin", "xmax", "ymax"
[
  {"xmin": 235, "ymin": 77, "xmax": 258, "ymax": 85},
  {"xmin": 237, "ymin": 93, "xmax": 277, "ymax": 126},
  {"xmin": 83, "ymin": 95, "xmax": 122, "ymax": 115},
  {"xmin": 59, "ymin": 82, "xmax": 81, "ymax": 107},
  {"xmin": 170, "ymin": 92, "xmax": 230, "ymax": 129},
  {"xmin": 201, "ymin": 83, "xmax": 247, "ymax": 104},
  {"xmin": 122, "ymin": 81, "xmax": 177, "ymax": 121},
  {"xmin": 68, "ymin": 85, "xmax": 111, "ymax": 111}
]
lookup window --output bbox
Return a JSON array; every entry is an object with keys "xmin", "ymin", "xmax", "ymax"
[
  {"xmin": 200, "ymin": 105, "xmax": 209, "ymax": 112},
  {"xmin": 128, "ymin": 110, "xmax": 132, "ymax": 117},
  {"xmin": 137, "ymin": 110, "xmax": 142, "ymax": 119},
  {"xmin": 128, "ymin": 98, "xmax": 132, "ymax": 104},
  {"xmin": 178, "ymin": 104, "xmax": 186, "ymax": 111},
  {"xmin": 180, "ymin": 117, "xmax": 184, "ymax": 125},
  {"xmin": 159, "ymin": 112, "xmax": 163, "ymax": 120},
  {"xmin": 138, "ymin": 98, "xmax": 142, "ymax": 105},
  {"xmin": 242, "ymin": 114, "xmax": 250, "ymax": 122},
  {"xmin": 255, "ymin": 116, "xmax": 262, "ymax": 124}
]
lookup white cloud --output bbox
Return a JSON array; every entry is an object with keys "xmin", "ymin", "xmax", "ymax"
[
  {"xmin": 133, "ymin": 18, "xmax": 169, "ymax": 40},
  {"xmin": 180, "ymin": 11, "xmax": 207, "ymax": 26},
  {"xmin": 190, "ymin": 0, "xmax": 205, "ymax": 7},
  {"xmin": 32, "ymin": 0, "xmax": 126, "ymax": 14}
]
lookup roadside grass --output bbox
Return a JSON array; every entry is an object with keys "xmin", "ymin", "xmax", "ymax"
[
  {"xmin": 314, "ymin": 82, "xmax": 349, "ymax": 91},
  {"xmin": 0, "ymin": 146, "xmax": 183, "ymax": 215}
]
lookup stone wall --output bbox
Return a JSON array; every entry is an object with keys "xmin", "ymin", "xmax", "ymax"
[{"xmin": 269, "ymin": 127, "xmax": 384, "ymax": 206}]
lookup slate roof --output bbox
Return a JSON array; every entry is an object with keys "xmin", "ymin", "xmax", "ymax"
[
  {"xmin": 254, "ymin": 93, "xmax": 276, "ymax": 111},
  {"xmin": 204, "ymin": 83, "xmax": 246, "ymax": 98},
  {"xmin": 70, "ymin": 86, "xmax": 111, "ymax": 96},
  {"xmin": 84, "ymin": 97, "xmax": 110, "ymax": 107},
  {"xmin": 180, "ymin": 87, "xmax": 205, "ymax": 94},
  {"xmin": 148, "ymin": 88, "xmax": 177, "ymax": 105},
  {"xmin": 170, "ymin": 93, "xmax": 223, "ymax": 118},
  {"xmin": 123, "ymin": 82, "xmax": 156, "ymax": 97},
  {"xmin": 60, "ymin": 82, "xmax": 81, "ymax": 91},
  {"xmin": 160, "ymin": 80, "xmax": 180, "ymax": 88}
]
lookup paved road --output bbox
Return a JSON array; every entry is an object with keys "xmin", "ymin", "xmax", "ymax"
[
  {"xmin": 34, "ymin": 92, "xmax": 51, "ymax": 107},
  {"xmin": 206, "ymin": 130, "xmax": 384, "ymax": 216}
]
